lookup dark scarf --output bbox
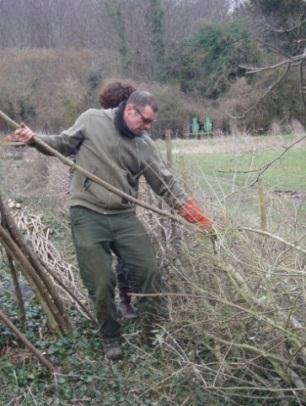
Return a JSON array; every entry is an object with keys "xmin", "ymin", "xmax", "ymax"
[{"xmin": 114, "ymin": 101, "xmax": 137, "ymax": 139}]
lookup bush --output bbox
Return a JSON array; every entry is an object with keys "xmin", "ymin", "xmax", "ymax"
[
  {"xmin": 164, "ymin": 21, "xmax": 259, "ymax": 99},
  {"xmin": 150, "ymin": 85, "xmax": 191, "ymax": 138},
  {"xmin": 215, "ymin": 65, "xmax": 306, "ymax": 134}
]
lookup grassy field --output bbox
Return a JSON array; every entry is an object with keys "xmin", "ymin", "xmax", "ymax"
[
  {"xmin": 173, "ymin": 148, "xmax": 306, "ymax": 190},
  {"xmin": 158, "ymin": 135, "xmax": 306, "ymax": 224},
  {"xmin": 158, "ymin": 134, "xmax": 306, "ymax": 191}
]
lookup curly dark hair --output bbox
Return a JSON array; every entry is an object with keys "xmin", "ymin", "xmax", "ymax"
[{"xmin": 98, "ymin": 78, "xmax": 137, "ymax": 109}]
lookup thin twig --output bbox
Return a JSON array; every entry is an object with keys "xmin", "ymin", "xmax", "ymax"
[
  {"xmin": 240, "ymin": 51, "xmax": 306, "ymax": 74},
  {"xmin": 256, "ymin": 38, "xmax": 291, "ymax": 59},
  {"xmin": 216, "ymin": 133, "xmax": 306, "ymax": 188},
  {"xmin": 239, "ymin": 227, "xmax": 306, "ymax": 255}
]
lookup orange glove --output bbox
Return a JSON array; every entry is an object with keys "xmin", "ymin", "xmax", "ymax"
[{"xmin": 177, "ymin": 199, "xmax": 213, "ymax": 231}]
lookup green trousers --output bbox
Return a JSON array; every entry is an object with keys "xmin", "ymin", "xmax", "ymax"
[{"xmin": 70, "ymin": 206, "xmax": 160, "ymax": 339}]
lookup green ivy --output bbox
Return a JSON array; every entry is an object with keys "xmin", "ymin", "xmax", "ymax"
[{"xmin": 164, "ymin": 21, "xmax": 259, "ymax": 98}]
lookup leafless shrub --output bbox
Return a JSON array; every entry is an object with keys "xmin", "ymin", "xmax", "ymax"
[
  {"xmin": 134, "ymin": 139, "xmax": 306, "ymax": 403},
  {"xmin": 135, "ymin": 172, "xmax": 306, "ymax": 403}
]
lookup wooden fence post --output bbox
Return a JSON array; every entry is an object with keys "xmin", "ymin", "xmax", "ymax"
[{"xmin": 165, "ymin": 129, "xmax": 173, "ymax": 167}]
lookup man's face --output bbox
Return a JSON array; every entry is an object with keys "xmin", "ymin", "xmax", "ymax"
[{"xmin": 123, "ymin": 103, "xmax": 157, "ymax": 135}]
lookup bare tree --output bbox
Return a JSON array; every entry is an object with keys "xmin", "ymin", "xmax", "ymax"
[{"xmin": 227, "ymin": 0, "xmax": 306, "ymax": 127}]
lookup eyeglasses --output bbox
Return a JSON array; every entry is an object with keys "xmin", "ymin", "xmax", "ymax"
[{"xmin": 133, "ymin": 106, "xmax": 156, "ymax": 125}]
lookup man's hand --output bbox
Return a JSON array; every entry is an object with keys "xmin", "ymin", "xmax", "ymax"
[
  {"xmin": 177, "ymin": 198, "xmax": 213, "ymax": 232},
  {"xmin": 4, "ymin": 123, "xmax": 34, "ymax": 143}
]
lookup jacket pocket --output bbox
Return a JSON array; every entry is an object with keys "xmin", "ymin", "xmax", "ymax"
[{"xmin": 85, "ymin": 165, "xmax": 136, "ymax": 210}]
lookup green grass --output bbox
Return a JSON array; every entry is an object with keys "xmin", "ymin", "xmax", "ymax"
[
  {"xmin": 173, "ymin": 149, "xmax": 306, "ymax": 191},
  {"xmin": 157, "ymin": 136, "xmax": 306, "ymax": 191},
  {"xmin": 157, "ymin": 144, "xmax": 306, "ymax": 197},
  {"xmin": 157, "ymin": 138, "xmax": 306, "ymax": 223}
]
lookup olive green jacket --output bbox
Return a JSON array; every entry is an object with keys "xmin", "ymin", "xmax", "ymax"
[{"xmin": 34, "ymin": 108, "xmax": 188, "ymax": 214}]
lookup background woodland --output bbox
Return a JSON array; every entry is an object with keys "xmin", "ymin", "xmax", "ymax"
[{"xmin": 1, "ymin": 0, "xmax": 306, "ymax": 136}]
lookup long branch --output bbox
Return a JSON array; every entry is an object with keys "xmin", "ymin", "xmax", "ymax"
[
  {"xmin": 1, "ymin": 200, "xmax": 26, "ymax": 327},
  {"xmin": 239, "ymin": 227, "xmax": 306, "ymax": 255},
  {"xmin": 43, "ymin": 264, "xmax": 96, "ymax": 323},
  {"xmin": 0, "ymin": 196, "xmax": 70, "ymax": 330},
  {"xmin": 240, "ymin": 51, "xmax": 306, "ymax": 74},
  {"xmin": 0, "ymin": 225, "xmax": 68, "ymax": 334},
  {"xmin": 6, "ymin": 253, "xmax": 26, "ymax": 328},
  {"xmin": 266, "ymin": 18, "xmax": 306, "ymax": 34},
  {"xmin": 0, "ymin": 309, "xmax": 54, "ymax": 372}
]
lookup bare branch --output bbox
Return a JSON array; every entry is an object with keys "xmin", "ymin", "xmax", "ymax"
[
  {"xmin": 256, "ymin": 38, "xmax": 291, "ymax": 59},
  {"xmin": 239, "ymin": 227, "xmax": 306, "ymax": 255},
  {"xmin": 219, "ymin": 133, "xmax": 306, "ymax": 176},
  {"xmin": 265, "ymin": 19, "xmax": 306, "ymax": 35},
  {"xmin": 250, "ymin": 135, "xmax": 306, "ymax": 186},
  {"xmin": 240, "ymin": 52, "xmax": 305, "ymax": 74},
  {"xmin": 226, "ymin": 63, "xmax": 291, "ymax": 120},
  {"xmin": 6, "ymin": 253, "xmax": 26, "ymax": 328},
  {"xmin": 217, "ymin": 133, "xmax": 306, "ymax": 195},
  {"xmin": 0, "ymin": 309, "xmax": 55, "ymax": 372}
]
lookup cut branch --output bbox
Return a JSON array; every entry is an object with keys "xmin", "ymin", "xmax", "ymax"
[
  {"xmin": 0, "ymin": 196, "xmax": 71, "ymax": 334},
  {"xmin": 6, "ymin": 253, "xmax": 26, "ymax": 328},
  {"xmin": 0, "ymin": 309, "xmax": 54, "ymax": 372},
  {"xmin": 0, "ymin": 225, "xmax": 66, "ymax": 334}
]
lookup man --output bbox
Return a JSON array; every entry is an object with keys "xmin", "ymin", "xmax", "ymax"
[
  {"xmin": 97, "ymin": 78, "xmax": 138, "ymax": 320},
  {"xmin": 7, "ymin": 90, "xmax": 213, "ymax": 360}
]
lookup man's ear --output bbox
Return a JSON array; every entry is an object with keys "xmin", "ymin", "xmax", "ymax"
[{"xmin": 125, "ymin": 103, "xmax": 134, "ymax": 113}]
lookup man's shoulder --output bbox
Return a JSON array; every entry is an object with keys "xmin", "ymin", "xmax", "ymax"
[{"xmin": 81, "ymin": 108, "xmax": 115, "ymax": 120}]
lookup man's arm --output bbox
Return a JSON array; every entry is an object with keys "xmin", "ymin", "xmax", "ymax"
[
  {"xmin": 5, "ymin": 123, "xmax": 34, "ymax": 144},
  {"xmin": 5, "ymin": 113, "xmax": 86, "ymax": 156},
  {"xmin": 142, "ymin": 140, "xmax": 213, "ymax": 232},
  {"xmin": 142, "ymin": 148, "xmax": 187, "ymax": 208}
]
